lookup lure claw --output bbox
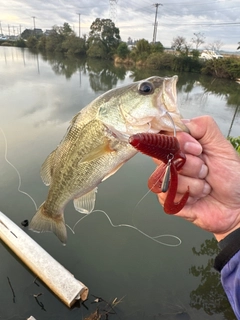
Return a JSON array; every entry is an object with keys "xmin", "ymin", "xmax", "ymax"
[{"xmin": 129, "ymin": 133, "xmax": 189, "ymax": 214}]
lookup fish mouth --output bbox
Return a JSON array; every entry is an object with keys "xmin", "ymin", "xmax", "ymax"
[
  {"xmin": 154, "ymin": 75, "xmax": 189, "ymax": 133},
  {"xmin": 158, "ymin": 75, "xmax": 178, "ymax": 113},
  {"xmin": 128, "ymin": 75, "xmax": 189, "ymax": 134},
  {"xmin": 99, "ymin": 75, "xmax": 189, "ymax": 143},
  {"xmin": 146, "ymin": 75, "xmax": 178, "ymax": 113}
]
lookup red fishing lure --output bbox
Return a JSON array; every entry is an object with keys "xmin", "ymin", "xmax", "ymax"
[{"xmin": 129, "ymin": 133, "xmax": 189, "ymax": 214}]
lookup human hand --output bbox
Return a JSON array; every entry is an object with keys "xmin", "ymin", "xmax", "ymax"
[{"xmin": 156, "ymin": 116, "xmax": 240, "ymax": 241}]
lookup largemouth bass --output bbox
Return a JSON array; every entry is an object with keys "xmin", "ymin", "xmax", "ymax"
[{"xmin": 29, "ymin": 75, "xmax": 188, "ymax": 244}]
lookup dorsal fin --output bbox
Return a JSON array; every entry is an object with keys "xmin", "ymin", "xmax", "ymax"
[{"xmin": 40, "ymin": 149, "xmax": 56, "ymax": 186}]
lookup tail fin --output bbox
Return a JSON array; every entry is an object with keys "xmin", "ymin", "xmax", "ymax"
[{"xmin": 29, "ymin": 203, "xmax": 67, "ymax": 245}]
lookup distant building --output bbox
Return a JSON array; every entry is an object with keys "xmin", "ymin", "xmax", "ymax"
[
  {"xmin": 44, "ymin": 29, "xmax": 54, "ymax": 36},
  {"xmin": 127, "ymin": 44, "xmax": 135, "ymax": 51},
  {"xmin": 0, "ymin": 35, "xmax": 8, "ymax": 40},
  {"xmin": 9, "ymin": 35, "xmax": 20, "ymax": 41},
  {"xmin": 200, "ymin": 50, "xmax": 223, "ymax": 60},
  {"xmin": 34, "ymin": 28, "xmax": 43, "ymax": 36},
  {"xmin": 21, "ymin": 28, "xmax": 43, "ymax": 39}
]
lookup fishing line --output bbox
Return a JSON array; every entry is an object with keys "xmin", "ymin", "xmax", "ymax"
[
  {"xmin": 130, "ymin": 190, "xmax": 181, "ymax": 247},
  {"xmin": 133, "ymin": 186, "xmax": 155, "ymax": 209},
  {"xmin": 166, "ymin": 111, "xmax": 176, "ymax": 137},
  {"xmin": 123, "ymin": 112, "xmax": 181, "ymax": 246},
  {"xmin": 64, "ymin": 183, "xmax": 181, "ymax": 246},
  {"xmin": 0, "ymin": 127, "xmax": 38, "ymax": 211},
  {"xmin": 0, "ymin": 128, "xmax": 181, "ymax": 247},
  {"xmin": 68, "ymin": 112, "xmax": 181, "ymax": 246},
  {"xmin": 71, "ymin": 209, "xmax": 181, "ymax": 247}
]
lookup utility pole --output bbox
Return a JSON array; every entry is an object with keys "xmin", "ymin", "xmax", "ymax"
[
  {"xmin": 0, "ymin": 21, "xmax": 3, "ymax": 35},
  {"xmin": 32, "ymin": 16, "xmax": 36, "ymax": 30},
  {"xmin": 152, "ymin": 3, "xmax": 162, "ymax": 43},
  {"xmin": 8, "ymin": 24, "xmax": 10, "ymax": 37},
  {"xmin": 32, "ymin": 16, "xmax": 36, "ymax": 36},
  {"xmin": 77, "ymin": 13, "xmax": 81, "ymax": 37}
]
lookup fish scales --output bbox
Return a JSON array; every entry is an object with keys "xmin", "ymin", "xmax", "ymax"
[
  {"xmin": 29, "ymin": 75, "xmax": 188, "ymax": 244},
  {"xmin": 43, "ymin": 120, "xmax": 120, "ymax": 211}
]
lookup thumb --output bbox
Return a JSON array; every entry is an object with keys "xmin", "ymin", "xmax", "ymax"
[{"xmin": 184, "ymin": 116, "xmax": 231, "ymax": 156}]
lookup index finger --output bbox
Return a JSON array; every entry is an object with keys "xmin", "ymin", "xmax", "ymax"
[{"xmin": 152, "ymin": 130, "xmax": 202, "ymax": 167}]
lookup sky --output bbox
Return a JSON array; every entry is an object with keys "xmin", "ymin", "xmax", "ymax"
[{"xmin": 1, "ymin": 0, "xmax": 239, "ymax": 52}]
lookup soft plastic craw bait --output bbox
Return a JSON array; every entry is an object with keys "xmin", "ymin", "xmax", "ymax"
[{"xmin": 129, "ymin": 133, "xmax": 189, "ymax": 214}]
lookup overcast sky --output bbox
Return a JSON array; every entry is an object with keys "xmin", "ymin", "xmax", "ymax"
[{"xmin": 1, "ymin": 0, "xmax": 239, "ymax": 52}]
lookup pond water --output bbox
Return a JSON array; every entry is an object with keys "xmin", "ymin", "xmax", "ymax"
[{"xmin": 0, "ymin": 47, "xmax": 239, "ymax": 320}]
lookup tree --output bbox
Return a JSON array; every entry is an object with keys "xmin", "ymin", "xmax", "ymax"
[
  {"xmin": 127, "ymin": 37, "xmax": 133, "ymax": 45},
  {"xmin": 171, "ymin": 36, "xmax": 191, "ymax": 55},
  {"xmin": 45, "ymin": 27, "xmax": 62, "ymax": 52},
  {"xmin": 191, "ymin": 49, "xmax": 200, "ymax": 59},
  {"xmin": 207, "ymin": 40, "xmax": 224, "ymax": 52},
  {"xmin": 135, "ymin": 39, "xmax": 151, "ymax": 54},
  {"xmin": 150, "ymin": 41, "xmax": 164, "ymax": 53},
  {"xmin": 88, "ymin": 18, "xmax": 121, "ymax": 58},
  {"xmin": 117, "ymin": 42, "xmax": 130, "ymax": 59},
  {"xmin": 189, "ymin": 238, "xmax": 235, "ymax": 318},
  {"xmin": 57, "ymin": 22, "xmax": 74, "ymax": 38},
  {"xmin": 15, "ymin": 38, "xmax": 26, "ymax": 48},
  {"xmin": 62, "ymin": 35, "xmax": 86, "ymax": 55},
  {"xmin": 37, "ymin": 35, "xmax": 47, "ymax": 51},
  {"xmin": 129, "ymin": 38, "xmax": 151, "ymax": 61},
  {"xmin": 87, "ymin": 38, "xmax": 108, "ymax": 58},
  {"xmin": 43, "ymin": 23, "xmax": 75, "ymax": 53},
  {"xmin": 191, "ymin": 32, "xmax": 205, "ymax": 49},
  {"xmin": 26, "ymin": 36, "xmax": 38, "ymax": 49}
]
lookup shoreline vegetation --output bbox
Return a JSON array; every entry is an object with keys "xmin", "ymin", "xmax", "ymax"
[{"xmin": 1, "ymin": 19, "xmax": 239, "ymax": 81}]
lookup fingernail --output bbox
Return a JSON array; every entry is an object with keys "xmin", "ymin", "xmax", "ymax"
[
  {"xmin": 202, "ymin": 182, "xmax": 211, "ymax": 196},
  {"xmin": 199, "ymin": 164, "xmax": 208, "ymax": 179},
  {"xmin": 184, "ymin": 142, "xmax": 202, "ymax": 155}
]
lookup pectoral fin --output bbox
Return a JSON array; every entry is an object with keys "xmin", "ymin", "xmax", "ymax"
[
  {"xmin": 41, "ymin": 149, "xmax": 57, "ymax": 186},
  {"xmin": 80, "ymin": 138, "xmax": 115, "ymax": 164},
  {"xmin": 73, "ymin": 188, "xmax": 98, "ymax": 214}
]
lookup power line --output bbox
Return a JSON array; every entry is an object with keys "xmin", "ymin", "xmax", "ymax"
[
  {"xmin": 160, "ymin": 21, "xmax": 240, "ymax": 26},
  {"xmin": 161, "ymin": 0, "xmax": 233, "ymax": 6}
]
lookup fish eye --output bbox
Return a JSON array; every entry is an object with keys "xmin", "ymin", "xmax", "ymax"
[{"xmin": 138, "ymin": 82, "xmax": 154, "ymax": 95}]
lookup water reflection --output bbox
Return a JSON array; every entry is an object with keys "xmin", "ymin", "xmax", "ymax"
[
  {"xmin": 87, "ymin": 59, "xmax": 127, "ymax": 92},
  {"xmin": 39, "ymin": 51, "xmax": 128, "ymax": 91},
  {"xmin": 0, "ymin": 47, "xmax": 239, "ymax": 320},
  {"xmin": 41, "ymin": 52, "xmax": 86, "ymax": 79},
  {"xmin": 12, "ymin": 48, "xmax": 240, "ymax": 132},
  {"xmin": 190, "ymin": 238, "xmax": 236, "ymax": 319},
  {"xmin": 129, "ymin": 68, "xmax": 172, "ymax": 81}
]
